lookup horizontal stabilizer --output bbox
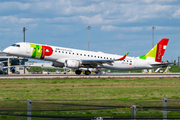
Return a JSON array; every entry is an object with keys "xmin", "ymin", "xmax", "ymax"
[{"xmin": 150, "ymin": 62, "xmax": 173, "ymax": 67}]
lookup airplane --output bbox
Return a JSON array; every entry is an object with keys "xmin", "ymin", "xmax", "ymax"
[{"xmin": 3, "ymin": 38, "xmax": 169, "ymax": 75}]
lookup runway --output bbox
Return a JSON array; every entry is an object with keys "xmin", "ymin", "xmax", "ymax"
[{"xmin": 0, "ymin": 73, "xmax": 180, "ymax": 79}]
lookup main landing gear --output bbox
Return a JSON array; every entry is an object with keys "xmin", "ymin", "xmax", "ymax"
[
  {"xmin": 84, "ymin": 70, "xmax": 91, "ymax": 75},
  {"xmin": 75, "ymin": 70, "xmax": 91, "ymax": 75},
  {"xmin": 75, "ymin": 70, "xmax": 82, "ymax": 75}
]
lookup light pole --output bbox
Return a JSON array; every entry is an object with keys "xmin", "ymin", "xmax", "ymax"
[
  {"xmin": 23, "ymin": 27, "xmax": 27, "ymax": 42},
  {"xmin": 152, "ymin": 25, "xmax": 156, "ymax": 48},
  {"xmin": 23, "ymin": 26, "xmax": 27, "ymax": 74},
  {"xmin": 87, "ymin": 25, "xmax": 91, "ymax": 51}
]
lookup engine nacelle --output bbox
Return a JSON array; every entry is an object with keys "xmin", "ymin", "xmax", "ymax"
[
  {"xmin": 51, "ymin": 62, "xmax": 64, "ymax": 68},
  {"xmin": 65, "ymin": 60, "xmax": 81, "ymax": 68}
]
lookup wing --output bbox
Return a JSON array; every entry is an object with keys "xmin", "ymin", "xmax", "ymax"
[
  {"xmin": 55, "ymin": 52, "xmax": 129, "ymax": 68},
  {"xmin": 81, "ymin": 52, "xmax": 129, "ymax": 67}
]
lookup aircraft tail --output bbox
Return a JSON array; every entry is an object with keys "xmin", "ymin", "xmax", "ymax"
[{"xmin": 139, "ymin": 38, "xmax": 169, "ymax": 63}]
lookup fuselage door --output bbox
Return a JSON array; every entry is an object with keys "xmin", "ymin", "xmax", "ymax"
[
  {"xmin": 26, "ymin": 43, "xmax": 30, "ymax": 53},
  {"xmin": 134, "ymin": 57, "xmax": 138, "ymax": 68}
]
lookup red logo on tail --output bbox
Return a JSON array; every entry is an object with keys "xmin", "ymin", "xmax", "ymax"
[{"xmin": 155, "ymin": 38, "xmax": 169, "ymax": 62}]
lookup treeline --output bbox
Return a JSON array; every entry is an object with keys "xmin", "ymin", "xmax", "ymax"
[{"xmin": 28, "ymin": 67, "xmax": 64, "ymax": 72}]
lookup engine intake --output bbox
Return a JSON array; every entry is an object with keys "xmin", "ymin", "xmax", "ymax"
[{"xmin": 65, "ymin": 60, "xmax": 81, "ymax": 68}]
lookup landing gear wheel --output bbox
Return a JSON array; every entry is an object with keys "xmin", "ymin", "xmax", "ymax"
[
  {"xmin": 84, "ymin": 70, "xmax": 91, "ymax": 75},
  {"xmin": 75, "ymin": 70, "xmax": 82, "ymax": 75}
]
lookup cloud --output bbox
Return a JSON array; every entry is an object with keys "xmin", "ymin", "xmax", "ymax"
[
  {"xmin": 0, "ymin": 16, "xmax": 39, "ymax": 24},
  {"xmin": 0, "ymin": 28, "xmax": 11, "ymax": 31},
  {"xmin": 101, "ymin": 25, "xmax": 180, "ymax": 32},
  {"xmin": 173, "ymin": 8, "xmax": 180, "ymax": 18},
  {"xmin": 0, "ymin": 0, "xmax": 178, "ymax": 25},
  {"xmin": 0, "ymin": 2, "xmax": 31, "ymax": 11},
  {"xmin": 45, "ymin": 16, "xmax": 80, "ymax": 23},
  {"xmin": 101, "ymin": 25, "xmax": 118, "ymax": 31},
  {"xmin": 101, "ymin": 25, "xmax": 143, "ymax": 32},
  {"xmin": 145, "ymin": 26, "xmax": 180, "ymax": 31},
  {"xmin": 141, "ymin": 0, "xmax": 177, "ymax": 4},
  {"xmin": 120, "ymin": 4, "xmax": 174, "ymax": 22},
  {"xmin": 80, "ymin": 14, "xmax": 111, "ymax": 24}
]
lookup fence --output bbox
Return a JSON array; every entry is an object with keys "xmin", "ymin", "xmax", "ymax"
[{"xmin": 0, "ymin": 98, "xmax": 180, "ymax": 119}]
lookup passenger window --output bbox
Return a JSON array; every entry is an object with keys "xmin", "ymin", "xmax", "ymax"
[
  {"xmin": 94, "ymin": 56, "xmax": 96, "ymax": 58},
  {"xmin": 80, "ymin": 54, "xmax": 82, "ymax": 56},
  {"xmin": 77, "ymin": 53, "xmax": 78, "ymax": 55},
  {"xmin": 59, "ymin": 51, "xmax": 60, "ymax": 53},
  {"xmin": 88, "ymin": 55, "xmax": 89, "ymax": 57},
  {"xmin": 91, "ymin": 55, "xmax": 93, "ymax": 57},
  {"xmin": 69, "ymin": 52, "xmax": 71, "ymax": 54}
]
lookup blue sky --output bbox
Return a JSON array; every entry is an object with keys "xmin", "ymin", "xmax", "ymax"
[{"xmin": 0, "ymin": 0, "xmax": 180, "ymax": 61}]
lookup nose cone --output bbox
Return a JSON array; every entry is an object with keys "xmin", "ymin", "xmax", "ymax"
[{"xmin": 3, "ymin": 47, "xmax": 10, "ymax": 53}]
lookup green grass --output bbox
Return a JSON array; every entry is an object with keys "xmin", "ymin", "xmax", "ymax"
[{"xmin": 0, "ymin": 78, "xmax": 180, "ymax": 119}]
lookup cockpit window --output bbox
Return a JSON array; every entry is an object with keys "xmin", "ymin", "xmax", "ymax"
[
  {"xmin": 11, "ymin": 44, "xmax": 20, "ymax": 47},
  {"xmin": 11, "ymin": 44, "xmax": 16, "ymax": 46}
]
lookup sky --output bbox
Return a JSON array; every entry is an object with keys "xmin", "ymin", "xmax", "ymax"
[{"xmin": 0, "ymin": 0, "xmax": 180, "ymax": 62}]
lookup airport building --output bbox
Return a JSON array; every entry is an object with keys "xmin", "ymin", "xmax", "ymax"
[{"xmin": 0, "ymin": 51, "xmax": 28, "ymax": 74}]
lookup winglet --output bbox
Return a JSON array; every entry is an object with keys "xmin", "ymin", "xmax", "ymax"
[{"xmin": 117, "ymin": 52, "xmax": 129, "ymax": 60}]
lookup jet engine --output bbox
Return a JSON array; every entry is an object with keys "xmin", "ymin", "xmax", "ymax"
[
  {"xmin": 51, "ymin": 62, "xmax": 64, "ymax": 68},
  {"xmin": 65, "ymin": 60, "xmax": 81, "ymax": 68}
]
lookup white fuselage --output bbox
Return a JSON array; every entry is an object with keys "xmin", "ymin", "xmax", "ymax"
[{"xmin": 3, "ymin": 42, "xmax": 155, "ymax": 70}]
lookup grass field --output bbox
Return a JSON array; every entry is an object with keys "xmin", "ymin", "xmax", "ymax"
[{"xmin": 0, "ymin": 78, "xmax": 180, "ymax": 119}]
